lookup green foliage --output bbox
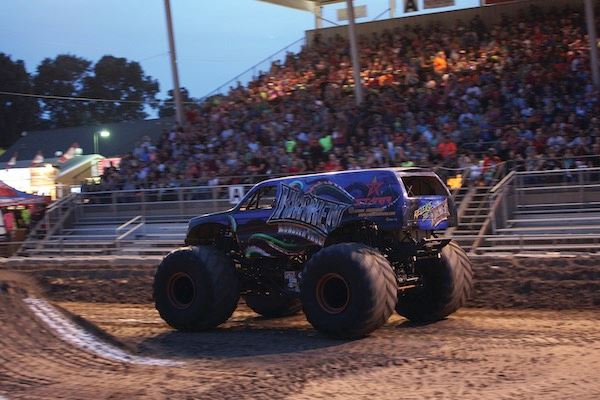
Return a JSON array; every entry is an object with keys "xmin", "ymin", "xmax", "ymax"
[
  {"xmin": 33, "ymin": 54, "xmax": 92, "ymax": 128},
  {"xmin": 0, "ymin": 53, "xmax": 40, "ymax": 148},
  {"xmin": 81, "ymin": 55, "xmax": 160, "ymax": 124},
  {"xmin": 0, "ymin": 52, "xmax": 164, "ymax": 148},
  {"xmin": 158, "ymin": 87, "xmax": 197, "ymax": 118}
]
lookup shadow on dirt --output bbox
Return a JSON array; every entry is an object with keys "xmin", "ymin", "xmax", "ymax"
[{"xmin": 136, "ymin": 327, "xmax": 343, "ymax": 359}]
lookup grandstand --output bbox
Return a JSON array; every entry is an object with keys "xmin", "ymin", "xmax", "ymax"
[{"xmin": 5, "ymin": 0, "xmax": 600, "ymax": 257}]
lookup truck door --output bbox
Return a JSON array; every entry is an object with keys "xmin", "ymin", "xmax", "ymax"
[{"xmin": 234, "ymin": 184, "xmax": 279, "ymax": 257}]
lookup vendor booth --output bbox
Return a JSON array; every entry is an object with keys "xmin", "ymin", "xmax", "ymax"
[{"xmin": 0, "ymin": 180, "xmax": 50, "ymax": 256}]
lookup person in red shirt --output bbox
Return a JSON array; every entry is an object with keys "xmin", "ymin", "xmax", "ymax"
[{"xmin": 437, "ymin": 137, "xmax": 457, "ymax": 159}]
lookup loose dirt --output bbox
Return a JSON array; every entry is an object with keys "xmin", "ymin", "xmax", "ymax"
[{"xmin": 0, "ymin": 255, "xmax": 599, "ymax": 399}]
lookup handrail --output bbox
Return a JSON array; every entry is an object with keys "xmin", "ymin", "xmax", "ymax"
[
  {"xmin": 516, "ymin": 183, "xmax": 600, "ymax": 191},
  {"xmin": 491, "ymin": 171, "xmax": 516, "ymax": 193},
  {"xmin": 472, "ymin": 172, "xmax": 517, "ymax": 251},
  {"xmin": 515, "ymin": 166, "xmax": 600, "ymax": 175},
  {"xmin": 115, "ymin": 215, "xmax": 145, "ymax": 246},
  {"xmin": 471, "ymin": 190, "xmax": 506, "ymax": 251},
  {"xmin": 81, "ymin": 183, "xmax": 255, "ymax": 197},
  {"xmin": 116, "ymin": 223, "xmax": 145, "ymax": 242},
  {"xmin": 116, "ymin": 215, "xmax": 144, "ymax": 233},
  {"xmin": 46, "ymin": 193, "xmax": 75, "ymax": 212}
]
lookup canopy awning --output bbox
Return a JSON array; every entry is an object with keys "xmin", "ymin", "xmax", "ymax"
[{"xmin": 0, "ymin": 180, "xmax": 48, "ymax": 206}]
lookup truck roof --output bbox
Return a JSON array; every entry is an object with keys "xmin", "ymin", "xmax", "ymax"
[{"xmin": 259, "ymin": 167, "xmax": 433, "ymax": 186}]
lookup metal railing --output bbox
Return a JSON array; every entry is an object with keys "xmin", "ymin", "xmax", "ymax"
[
  {"xmin": 10, "ymin": 166, "xmax": 600, "ymax": 257},
  {"xmin": 115, "ymin": 215, "xmax": 146, "ymax": 248},
  {"xmin": 471, "ymin": 171, "xmax": 516, "ymax": 251},
  {"xmin": 78, "ymin": 183, "xmax": 256, "ymax": 218}
]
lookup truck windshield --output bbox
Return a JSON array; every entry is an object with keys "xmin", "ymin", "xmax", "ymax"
[{"xmin": 401, "ymin": 176, "xmax": 448, "ymax": 197}]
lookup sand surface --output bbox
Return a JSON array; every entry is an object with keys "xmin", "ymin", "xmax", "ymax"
[{"xmin": 0, "ymin": 256, "xmax": 599, "ymax": 399}]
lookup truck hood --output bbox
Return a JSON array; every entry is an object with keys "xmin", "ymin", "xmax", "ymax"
[{"xmin": 188, "ymin": 210, "xmax": 234, "ymax": 232}]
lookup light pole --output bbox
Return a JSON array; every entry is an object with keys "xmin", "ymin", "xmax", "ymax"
[
  {"xmin": 164, "ymin": 0, "xmax": 184, "ymax": 126},
  {"xmin": 93, "ymin": 130, "xmax": 110, "ymax": 155},
  {"xmin": 585, "ymin": 0, "xmax": 600, "ymax": 88},
  {"xmin": 346, "ymin": 0, "xmax": 363, "ymax": 105}
]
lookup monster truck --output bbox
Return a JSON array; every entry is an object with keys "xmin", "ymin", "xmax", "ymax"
[{"xmin": 153, "ymin": 168, "xmax": 473, "ymax": 339}]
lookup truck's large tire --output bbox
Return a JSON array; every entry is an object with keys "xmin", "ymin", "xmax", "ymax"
[
  {"xmin": 244, "ymin": 293, "xmax": 302, "ymax": 318},
  {"xmin": 300, "ymin": 243, "xmax": 397, "ymax": 339},
  {"xmin": 153, "ymin": 246, "xmax": 240, "ymax": 331},
  {"xmin": 396, "ymin": 241, "xmax": 473, "ymax": 322}
]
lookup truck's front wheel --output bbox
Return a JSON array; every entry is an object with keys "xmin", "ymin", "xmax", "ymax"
[
  {"xmin": 153, "ymin": 246, "xmax": 240, "ymax": 331},
  {"xmin": 396, "ymin": 241, "xmax": 473, "ymax": 322},
  {"xmin": 300, "ymin": 243, "xmax": 397, "ymax": 339}
]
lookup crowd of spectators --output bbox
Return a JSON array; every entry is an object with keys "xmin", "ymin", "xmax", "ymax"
[{"xmin": 95, "ymin": 5, "xmax": 600, "ymax": 193}]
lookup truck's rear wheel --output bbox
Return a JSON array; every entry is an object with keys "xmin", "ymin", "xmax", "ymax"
[
  {"xmin": 300, "ymin": 243, "xmax": 397, "ymax": 339},
  {"xmin": 154, "ymin": 246, "xmax": 240, "ymax": 331},
  {"xmin": 244, "ymin": 293, "xmax": 301, "ymax": 318},
  {"xmin": 396, "ymin": 241, "xmax": 473, "ymax": 322}
]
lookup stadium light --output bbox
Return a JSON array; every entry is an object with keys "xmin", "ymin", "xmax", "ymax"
[{"xmin": 93, "ymin": 130, "xmax": 111, "ymax": 154}]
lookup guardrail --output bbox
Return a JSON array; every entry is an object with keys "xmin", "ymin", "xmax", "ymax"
[{"xmin": 78, "ymin": 183, "xmax": 256, "ymax": 218}]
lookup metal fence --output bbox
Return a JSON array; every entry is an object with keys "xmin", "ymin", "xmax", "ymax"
[{"xmin": 77, "ymin": 183, "xmax": 257, "ymax": 218}]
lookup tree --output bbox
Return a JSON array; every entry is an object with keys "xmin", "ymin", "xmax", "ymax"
[
  {"xmin": 82, "ymin": 55, "xmax": 159, "ymax": 123},
  {"xmin": 33, "ymin": 54, "xmax": 92, "ymax": 128},
  {"xmin": 0, "ymin": 53, "xmax": 39, "ymax": 148},
  {"xmin": 158, "ymin": 87, "xmax": 197, "ymax": 118}
]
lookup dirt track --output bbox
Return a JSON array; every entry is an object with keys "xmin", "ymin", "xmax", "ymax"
[{"xmin": 1, "ymin": 256, "xmax": 600, "ymax": 399}]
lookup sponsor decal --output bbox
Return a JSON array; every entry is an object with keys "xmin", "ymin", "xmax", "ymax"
[
  {"xmin": 414, "ymin": 199, "xmax": 450, "ymax": 227},
  {"xmin": 269, "ymin": 184, "xmax": 350, "ymax": 238},
  {"xmin": 284, "ymin": 271, "xmax": 300, "ymax": 292},
  {"xmin": 353, "ymin": 178, "xmax": 397, "ymax": 207}
]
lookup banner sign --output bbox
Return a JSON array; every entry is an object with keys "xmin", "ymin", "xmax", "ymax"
[
  {"xmin": 482, "ymin": 0, "xmax": 521, "ymax": 5},
  {"xmin": 424, "ymin": 0, "xmax": 455, "ymax": 9},
  {"xmin": 404, "ymin": 0, "xmax": 418, "ymax": 13},
  {"xmin": 229, "ymin": 186, "xmax": 245, "ymax": 204},
  {"xmin": 336, "ymin": 5, "xmax": 367, "ymax": 21}
]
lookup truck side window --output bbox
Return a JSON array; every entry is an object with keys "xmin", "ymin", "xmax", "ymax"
[
  {"xmin": 401, "ymin": 176, "xmax": 448, "ymax": 197},
  {"xmin": 239, "ymin": 191, "xmax": 259, "ymax": 211},
  {"xmin": 257, "ymin": 186, "xmax": 277, "ymax": 209},
  {"xmin": 239, "ymin": 185, "xmax": 276, "ymax": 211}
]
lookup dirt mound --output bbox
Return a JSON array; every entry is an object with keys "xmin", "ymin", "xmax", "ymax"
[{"xmin": 1, "ymin": 269, "xmax": 600, "ymax": 399}]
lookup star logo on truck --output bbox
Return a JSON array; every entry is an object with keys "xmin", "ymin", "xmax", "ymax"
[{"xmin": 366, "ymin": 177, "xmax": 383, "ymax": 198}]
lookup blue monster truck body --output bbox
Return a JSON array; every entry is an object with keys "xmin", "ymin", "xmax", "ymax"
[
  {"xmin": 186, "ymin": 168, "xmax": 457, "ymax": 258},
  {"xmin": 154, "ymin": 168, "xmax": 472, "ymax": 339}
]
